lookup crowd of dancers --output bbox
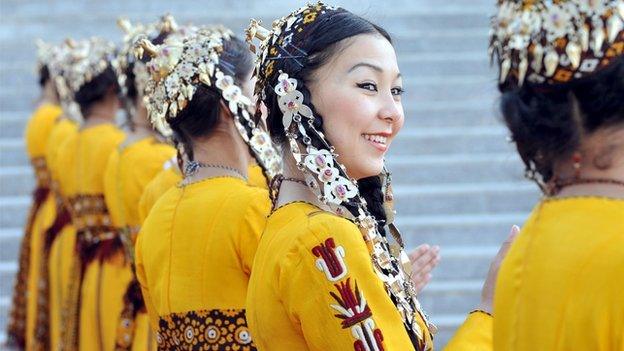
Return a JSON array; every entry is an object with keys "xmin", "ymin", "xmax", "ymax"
[{"xmin": 6, "ymin": 1, "xmax": 624, "ymax": 350}]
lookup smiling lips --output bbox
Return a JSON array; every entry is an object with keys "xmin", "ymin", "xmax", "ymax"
[{"xmin": 362, "ymin": 133, "xmax": 389, "ymax": 152}]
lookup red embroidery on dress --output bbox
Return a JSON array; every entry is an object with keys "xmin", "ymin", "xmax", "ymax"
[
  {"xmin": 329, "ymin": 278, "xmax": 385, "ymax": 351},
  {"xmin": 312, "ymin": 238, "xmax": 347, "ymax": 281}
]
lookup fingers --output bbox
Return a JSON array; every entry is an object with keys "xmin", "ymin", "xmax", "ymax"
[
  {"xmin": 409, "ymin": 244, "xmax": 440, "ymax": 293},
  {"xmin": 411, "ymin": 248, "xmax": 440, "ymax": 277},
  {"xmin": 412, "ymin": 272, "xmax": 432, "ymax": 293},
  {"xmin": 408, "ymin": 244, "xmax": 430, "ymax": 261},
  {"xmin": 411, "ymin": 245, "xmax": 440, "ymax": 271}
]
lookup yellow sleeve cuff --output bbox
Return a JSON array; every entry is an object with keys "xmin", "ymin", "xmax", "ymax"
[{"xmin": 443, "ymin": 311, "xmax": 493, "ymax": 351}]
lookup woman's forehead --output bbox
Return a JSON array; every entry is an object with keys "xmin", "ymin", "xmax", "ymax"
[{"xmin": 332, "ymin": 34, "xmax": 399, "ymax": 75}]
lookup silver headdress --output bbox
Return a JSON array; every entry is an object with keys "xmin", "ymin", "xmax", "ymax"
[
  {"xmin": 490, "ymin": 0, "xmax": 624, "ymax": 87},
  {"xmin": 135, "ymin": 27, "xmax": 281, "ymax": 179}
]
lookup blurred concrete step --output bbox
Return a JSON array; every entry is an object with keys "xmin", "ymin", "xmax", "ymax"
[
  {"xmin": 0, "ymin": 196, "xmax": 29, "ymax": 228},
  {"xmin": 399, "ymin": 211, "xmax": 528, "ymax": 247},
  {"xmin": 390, "ymin": 153, "xmax": 525, "ymax": 184},
  {"xmin": 0, "ymin": 166, "xmax": 34, "ymax": 196},
  {"xmin": 0, "ymin": 261, "xmax": 17, "ymax": 303},
  {"xmin": 393, "ymin": 181, "xmax": 539, "ymax": 215},
  {"xmin": 0, "ymin": 228, "xmax": 22, "ymax": 264},
  {"xmin": 420, "ymin": 280, "xmax": 482, "ymax": 316},
  {"xmin": 0, "ymin": 113, "xmax": 27, "ymax": 139},
  {"xmin": 430, "ymin": 246, "xmax": 497, "ymax": 280},
  {"xmin": 391, "ymin": 126, "xmax": 514, "ymax": 156},
  {"xmin": 0, "ymin": 139, "xmax": 28, "ymax": 167}
]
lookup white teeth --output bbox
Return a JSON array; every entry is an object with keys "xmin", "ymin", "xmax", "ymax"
[{"xmin": 363, "ymin": 134, "xmax": 387, "ymax": 145}]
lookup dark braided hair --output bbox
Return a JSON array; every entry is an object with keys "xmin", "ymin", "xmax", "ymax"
[
  {"xmin": 74, "ymin": 65, "xmax": 120, "ymax": 118},
  {"xmin": 38, "ymin": 65, "xmax": 51, "ymax": 87},
  {"xmin": 260, "ymin": 8, "xmax": 394, "ymax": 233},
  {"xmin": 499, "ymin": 56, "xmax": 624, "ymax": 187}
]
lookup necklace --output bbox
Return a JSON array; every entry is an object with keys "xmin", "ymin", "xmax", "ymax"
[
  {"xmin": 549, "ymin": 177, "xmax": 624, "ymax": 196},
  {"xmin": 184, "ymin": 161, "xmax": 247, "ymax": 180}
]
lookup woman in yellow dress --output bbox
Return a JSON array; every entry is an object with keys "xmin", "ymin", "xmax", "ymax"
[
  {"xmin": 134, "ymin": 27, "xmax": 280, "ymax": 350},
  {"xmin": 244, "ymin": 3, "xmax": 514, "ymax": 350},
  {"xmin": 44, "ymin": 40, "xmax": 82, "ymax": 351},
  {"xmin": 6, "ymin": 40, "xmax": 63, "ymax": 350},
  {"xmin": 102, "ymin": 16, "xmax": 179, "ymax": 351},
  {"xmin": 54, "ymin": 37, "xmax": 126, "ymax": 351},
  {"xmin": 489, "ymin": 1, "xmax": 624, "ymax": 349}
]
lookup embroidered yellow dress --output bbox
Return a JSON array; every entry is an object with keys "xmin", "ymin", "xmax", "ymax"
[
  {"xmin": 6, "ymin": 102, "xmax": 62, "ymax": 349},
  {"xmin": 137, "ymin": 163, "xmax": 267, "ymax": 222},
  {"xmin": 55, "ymin": 123, "xmax": 125, "ymax": 350},
  {"xmin": 493, "ymin": 197, "xmax": 624, "ymax": 350},
  {"xmin": 45, "ymin": 116, "xmax": 79, "ymax": 351},
  {"xmin": 102, "ymin": 135, "xmax": 175, "ymax": 351},
  {"xmin": 135, "ymin": 176, "xmax": 270, "ymax": 350},
  {"xmin": 246, "ymin": 202, "xmax": 492, "ymax": 351}
]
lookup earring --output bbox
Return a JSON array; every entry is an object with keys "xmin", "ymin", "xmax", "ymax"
[{"xmin": 572, "ymin": 151, "xmax": 582, "ymax": 179}]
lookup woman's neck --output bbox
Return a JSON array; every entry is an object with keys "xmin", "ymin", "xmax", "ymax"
[
  {"xmin": 40, "ymin": 83, "xmax": 59, "ymax": 105},
  {"xmin": 188, "ymin": 129, "xmax": 251, "ymax": 181},
  {"xmin": 274, "ymin": 150, "xmax": 327, "ymax": 210},
  {"xmin": 82, "ymin": 102, "xmax": 117, "ymax": 129},
  {"xmin": 553, "ymin": 128, "xmax": 624, "ymax": 199}
]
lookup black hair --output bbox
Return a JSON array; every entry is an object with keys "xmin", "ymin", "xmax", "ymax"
[
  {"xmin": 261, "ymin": 8, "xmax": 393, "ymax": 236},
  {"xmin": 38, "ymin": 64, "xmax": 50, "ymax": 87},
  {"xmin": 74, "ymin": 65, "xmax": 120, "ymax": 118},
  {"xmin": 499, "ymin": 56, "xmax": 624, "ymax": 186},
  {"xmin": 167, "ymin": 36, "xmax": 254, "ymax": 168}
]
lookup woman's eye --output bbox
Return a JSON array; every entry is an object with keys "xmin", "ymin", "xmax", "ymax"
[
  {"xmin": 391, "ymin": 87, "xmax": 405, "ymax": 96},
  {"xmin": 357, "ymin": 82, "xmax": 377, "ymax": 92}
]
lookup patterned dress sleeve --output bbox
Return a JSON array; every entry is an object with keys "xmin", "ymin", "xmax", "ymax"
[{"xmin": 279, "ymin": 214, "xmax": 418, "ymax": 351}]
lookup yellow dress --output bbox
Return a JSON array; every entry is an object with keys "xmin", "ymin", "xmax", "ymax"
[
  {"xmin": 6, "ymin": 102, "xmax": 62, "ymax": 349},
  {"xmin": 135, "ymin": 176, "xmax": 270, "ymax": 350},
  {"xmin": 45, "ymin": 117, "xmax": 79, "ymax": 351},
  {"xmin": 137, "ymin": 163, "xmax": 267, "ymax": 223},
  {"xmin": 137, "ymin": 158, "xmax": 182, "ymax": 223},
  {"xmin": 102, "ymin": 135, "xmax": 175, "ymax": 351},
  {"xmin": 55, "ymin": 123, "xmax": 125, "ymax": 351},
  {"xmin": 493, "ymin": 197, "xmax": 624, "ymax": 350},
  {"xmin": 246, "ymin": 202, "xmax": 492, "ymax": 351}
]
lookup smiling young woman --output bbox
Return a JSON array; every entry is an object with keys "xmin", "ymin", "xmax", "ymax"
[{"xmin": 244, "ymin": 3, "xmax": 505, "ymax": 350}]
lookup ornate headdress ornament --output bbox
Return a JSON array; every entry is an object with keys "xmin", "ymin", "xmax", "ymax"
[
  {"xmin": 35, "ymin": 39, "xmax": 58, "ymax": 73},
  {"xmin": 116, "ymin": 14, "xmax": 181, "ymax": 132},
  {"xmin": 247, "ymin": 3, "xmax": 434, "ymax": 349},
  {"xmin": 490, "ymin": 0, "xmax": 624, "ymax": 87},
  {"xmin": 135, "ymin": 27, "xmax": 281, "ymax": 178},
  {"xmin": 44, "ymin": 39, "xmax": 83, "ymax": 121},
  {"xmin": 64, "ymin": 37, "xmax": 118, "ymax": 95}
]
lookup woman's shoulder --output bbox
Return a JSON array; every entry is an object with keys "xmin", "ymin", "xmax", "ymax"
[{"xmin": 267, "ymin": 203, "xmax": 366, "ymax": 259}]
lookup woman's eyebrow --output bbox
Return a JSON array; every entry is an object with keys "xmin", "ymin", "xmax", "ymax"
[
  {"xmin": 348, "ymin": 62, "xmax": 383, "ymax": 73},
  {"xmin": 348, "ymin": 62, "xmax": 402, "ymax": 78}
]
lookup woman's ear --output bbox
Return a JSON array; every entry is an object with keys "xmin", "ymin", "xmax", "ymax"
[{"xmin": 218, "ymin": 99, "xmax": 234, "ymax": 122}]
